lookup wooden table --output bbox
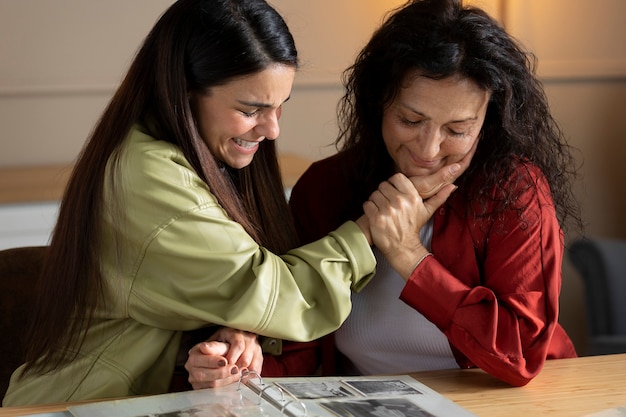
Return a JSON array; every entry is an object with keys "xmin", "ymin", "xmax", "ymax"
[
  {"xmin": 411, "ymin": 353, "xmax": 626, "ymax": 416},
  {"xmin": 2, "ymin": 354, "xmax": 625, "ymax": 416}
]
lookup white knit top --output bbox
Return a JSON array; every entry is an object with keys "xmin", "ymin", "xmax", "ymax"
[{"xmin": 334, "ymin": 219, "xmax": 458, "ymax": 375}]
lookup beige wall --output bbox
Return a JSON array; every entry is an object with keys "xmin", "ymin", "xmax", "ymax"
[
  {"xmin": 1, "ymin": 0, "xmax": 625, "ymax": 355},
  {"xmin": 0, "ymin": 0, "xmax": 498, "ymax": 164}
]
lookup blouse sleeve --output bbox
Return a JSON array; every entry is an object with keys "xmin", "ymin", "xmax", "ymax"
[{"xmin": 400, "ymin": 168, "xmax": 571, "ymax": 386}]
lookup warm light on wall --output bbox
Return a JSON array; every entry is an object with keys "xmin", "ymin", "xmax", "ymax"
[{"xmin": 464, "ymin": 0, "xmax": 506, "ymax": 24}]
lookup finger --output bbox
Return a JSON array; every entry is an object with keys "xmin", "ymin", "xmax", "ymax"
[
  {"xmin": 233, "ymin": 334, "xmax": 262, "ymax": 370},
  {"xmin": 369, "ymin": 178, "xmax": 404, "ymax": 208},
  {"xmin": 365, "ymin": 188, "xmax": 386, "ymax": 212},
  {"xmin": 237, "ymin": 333, "xmax": 263, "ymax": 374},
  {"xmin": 354, "ymin": 215, "xmax": 372, "ymax": 244},
  {"xmin": 362, "ymin": 199, "xmax": 378, "ymax": 218},
  {"xmin": 423, "ymin": 183, "xmax": 457, "ymax": 215},
  {"xmin": 409, "ymin": 163, "xmax": 459, "ymax": 199},
  {"xmin": 186, "ymin": 342, "xmax": 229, "ymax": 370},
  {"xmin": 439, "ymin": 163, "xmax": 463, "ymax": 185},
  {"xmin": 189, "ymin": 367, "xmax": 241, "ymax": 389},
  {"xmin": 208, "ymin": 328, "xmax": 249, "ymax": 365},
  {"xmin": 198, "ymin": 340, "xmax": 230, "ymax": 357},
  {"xmin": 386, "ymin": 173, "xmax": 418, "ymax": 195},
  {"xmin": 433, "ymin": 138, "xmax": 478, "ymax": 188},
  {"xmin": 248, "ymin": 350, "xmax": 264, "ymax": 375},
  {"xmin": 223, "ymin": 337, "xmax": 246, "ymax": 365},
  {"xmin": 410, "ymin": 138, "xmax": 478, "ymax": 199},
  {"xmin": 186, "ymin": 344, "xmax": 240, "ymax": 390}
]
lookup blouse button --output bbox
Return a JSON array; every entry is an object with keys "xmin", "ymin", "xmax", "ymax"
[{"xmin": 438, "ymin": 207, "xmax": 446, "ymax": 215}]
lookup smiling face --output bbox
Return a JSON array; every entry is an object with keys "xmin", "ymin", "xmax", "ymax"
[
  {"xmin": 381, "ymin": 72, "xmax": 491, "ymax": 178},
  {"xmin": 189, "ymin": 63, "xmax": 295, "ymax": 169}
]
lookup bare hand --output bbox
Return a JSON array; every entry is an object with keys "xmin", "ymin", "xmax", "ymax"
[
  {"xmin": 185, "ymin": 327, "xmax": 263, "ymax": 389},
  {"xmin": 410, "ymin": 139, "xmax": 476, "ymax": 198},
  {"xmin": 363, "ymin": 173, "xmax": 456, "ymax": 279},
  {"xmin": 355, "ymin": 215, "xmax": 372, "ymax": 245}
]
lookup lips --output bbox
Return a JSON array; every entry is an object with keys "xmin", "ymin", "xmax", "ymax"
[
  {"xmin": 233, "ymin": 137, "xmax": 259, "ymax": 149},
  {"xmin": 406, "ymin": 148, "xmax": 441, "ymax": 168}
]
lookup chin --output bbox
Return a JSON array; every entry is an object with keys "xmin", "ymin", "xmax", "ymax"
[
  {"xmin": 402, "ymin": 166, "xmax": 437, "ymax": 178},
  {"xmin": 230, "ymin": 157, "xmax": 255, "ymax": 169},
  {"xmin": 228, "ymin": 162, "xmax": 252, "ymax": 170}
]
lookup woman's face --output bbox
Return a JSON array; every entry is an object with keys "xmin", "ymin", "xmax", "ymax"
[
  {"xmin": 381, "ymin": 72, "xmax": 491, "ymax": 177},
  {"xmin": 190, "ymin": 63, "xmax": 295, "ymax": 169}
]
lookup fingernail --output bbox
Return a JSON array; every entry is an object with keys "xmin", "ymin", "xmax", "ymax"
[
  {"xmin": 230, "ymin": 366, "xmax": 239, "ymax": 375},
  {"xmin": 450, "ymin": 164, "xmax": 460, "ymax": 174},
  {"xmin": 217, "ymin": 359, "xmax": 226, "ymax": 367}
]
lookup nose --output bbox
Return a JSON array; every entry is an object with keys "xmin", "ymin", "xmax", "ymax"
[
  {"xmin": 254, "ymin": 110, "xmax": 280, "ymax": 140},
  {"xmin": 416, "ymin": 125, "xmax": 443, "ymax": 159}
]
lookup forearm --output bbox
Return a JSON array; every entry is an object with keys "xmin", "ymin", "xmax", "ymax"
[{"xmin": 401, "ymin": 211, "xmax": 566, "ymax": 386}]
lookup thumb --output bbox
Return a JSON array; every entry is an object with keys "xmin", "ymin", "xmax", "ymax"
[
  {"xmin": 424, "ymin": 183, "xmax": 457, "ymax": 215},
  {"xmin": 198, "ymin": 341, "xmax": 230, "ymax": 357}
]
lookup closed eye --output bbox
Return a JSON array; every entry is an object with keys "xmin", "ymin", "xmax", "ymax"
[
  {"xmin": 400, "ymin": 117, "xmax": 423, "ymax": 126},
  {"xmin": 241, "ymin": 109, "xmax": 259, "ymax": 117}
]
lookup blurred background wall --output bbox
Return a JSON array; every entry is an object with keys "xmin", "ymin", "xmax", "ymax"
[{"xmin": 1, "ymin": 0, "xmax": 625, "ymax": 355}]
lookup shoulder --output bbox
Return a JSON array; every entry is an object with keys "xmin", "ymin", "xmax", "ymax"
[
  {"xmin": 122, "ymin": 127, "xmax": 195, "ymax": 178},
  {"xmin": 290, "ymin": 152, "xmax": 359, "ymax": 242},
  {"xmin": 297, "ymin": 152, "xmax": 348, "ymax": 184},
  {"xmin": 450, "ymin": 158, "xmax": 555, "ymax": 230},
  {"xmin": 505, "ymin": 158, "xmax": 553, "ymax": 205},
  {"xmin": 123, "ymin": 127, "xmax": 209, "ymax": 193},
  {"xmin": 292, "ymin": 153, "xmax": 354, "ymax": 201},
  {"xmin": 461, "ymin": 158, "xmax": 552, "ymax": 208},
  {"xmin": 112, "ymin": 127, "xmax": 218, "ymax": 214}
]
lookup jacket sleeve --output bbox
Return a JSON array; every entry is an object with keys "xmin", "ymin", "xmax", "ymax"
[
  {"xmin": 400, "ymin": 170, "xmax": 574, "ymax": 386},
  {"xmin": 127, "ymin": 209, "xmax": 375, "ymax": 341},
  {"xmin": 106, "ymin": 132, "xmax": 376, "ymax": 343}
]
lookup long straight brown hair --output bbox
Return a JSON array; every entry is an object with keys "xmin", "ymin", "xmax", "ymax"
[{"xmin": 22, "ymin": 0, "xmax": 299, "ymax": 376}]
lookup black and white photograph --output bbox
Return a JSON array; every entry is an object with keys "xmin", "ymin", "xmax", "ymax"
[
  {"xmin": 320, "ymin": 397, "xmax": 436, "ymax": 417},
  {"xmin": 342, "ymin": 379, "xmax": 423, "ymax": 397},
  {"xmin": 275, "ymin": 380, "xmax": 354, "ymax": 400}
]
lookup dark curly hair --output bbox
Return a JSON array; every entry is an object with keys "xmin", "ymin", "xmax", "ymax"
[{"xmin": 336, "ymin": 0, "xmax": 582, "ymax": 234}]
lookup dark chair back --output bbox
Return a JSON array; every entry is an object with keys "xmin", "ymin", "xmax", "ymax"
[
  {"xmin": 568, "ymin": 237, "xmax": 626, "ymax": 355},
  {"xmin": 0, "ymin": 246, "xmax": 46, "ymax": 402}
]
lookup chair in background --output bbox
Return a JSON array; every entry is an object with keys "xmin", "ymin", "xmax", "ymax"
[
  {"xmin": 568, "ymin": 237, "xmax": 626, "ymax": 356},
  {"xmin": 0, "ymin": 246, "xmax": 46, "ymax": 402}
]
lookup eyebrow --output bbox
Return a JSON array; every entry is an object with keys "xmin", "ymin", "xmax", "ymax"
[
  {"xmin": 237, "ymin": 96, "xmax": 291, "ymax": 108},
  {"xmin": 403, "ymin": 105, "xmax": 478, "ymax": 124}
]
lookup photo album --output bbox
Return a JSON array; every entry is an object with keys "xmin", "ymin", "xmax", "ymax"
[{"xmin": 67, "ymin": 373, "xmax": 476, "ymax": 417}]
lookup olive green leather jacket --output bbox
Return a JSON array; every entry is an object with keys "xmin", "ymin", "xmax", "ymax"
[{"xmin": 3, "ymin": 127, "xmax": 375, "ymax": 406}]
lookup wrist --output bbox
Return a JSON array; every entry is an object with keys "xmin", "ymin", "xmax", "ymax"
[
  {"xmin": 355, "ymin": 216, "xmax": 372, "ymax": 245},
  {"xmin": 410, "ymin": 252, "xmax": 432, "ymax": 273},
  {"xmin": 391, "ymin": 246, "xmax": 431, "ymax": 281}
]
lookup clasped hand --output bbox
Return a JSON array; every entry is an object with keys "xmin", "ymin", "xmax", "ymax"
[
  {"xmin": 185, "ymin": 327, "xmax": 262, "ymax": 389},
  {"xmin": 185, "ymin": 148, "xmax": 472, "ymax": 388},
  {"xmin": 356, "ymin": 145, "xmax": 473, "ymax": 280}
]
